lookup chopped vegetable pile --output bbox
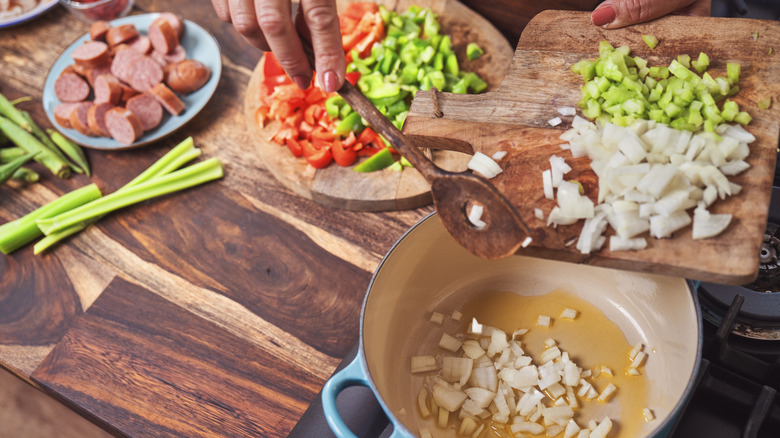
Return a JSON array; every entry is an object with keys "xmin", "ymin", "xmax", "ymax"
[
  {"xmin": 547, "ymin": 39, "xmax": 758, "ymax": 251},
  {"xmin": 571, "ymin": 40, "xmax": 750, "ymax": 132},
  {"xmin": 412, "ymin": 304, "xmax": 650, "ymax": 438},
  {"xmin": 255, "ymin": 2, "xmax": 488, "ymax": 172}
]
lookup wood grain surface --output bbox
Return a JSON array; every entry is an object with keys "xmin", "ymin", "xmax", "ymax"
[
  {"xmin": 244, "ymin": 0, "xmax": 514, "ymax": 212},
  {"xmin": 2, "ymin": 2, "xmax": 768, "ymax": 438},
  {"xmin": 404, "ymin": 11, "xmax": 780, "ymax": 285}
]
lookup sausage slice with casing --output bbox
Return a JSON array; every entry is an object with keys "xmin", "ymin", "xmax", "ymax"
[
  {"xmin": 125, "ymin": 93, "xmax": 163, "ymax": 131},
  {"xmin": 149, "ymin": 83, "xmax": 185, "ymax": 115},
  {"xmin": 166, "ymin": 59, "xmax": 210, "ymax": 94},
  {"xmin": 105, "ymin": 107, "xmax": 143, "ymax": 145}
]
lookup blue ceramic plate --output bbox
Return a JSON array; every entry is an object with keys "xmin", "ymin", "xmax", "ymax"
[
  {"xmin": 42, "ymin": 13, "xmax": 222, "ymax": 150},
  {"xmin": 0, "ymin": 0, "xmax": 58, "ymax": 28}
]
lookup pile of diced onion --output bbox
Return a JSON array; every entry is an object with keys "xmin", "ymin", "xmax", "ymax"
[
  {"xmin": 411, "ymin": 308, "xmax": 651, "ymax": 438},
  {"xmin": 543, "ymin": 115, "xmax": 755, "ymax": 253}
]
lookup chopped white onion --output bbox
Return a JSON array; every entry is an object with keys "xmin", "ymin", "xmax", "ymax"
[
  {"xmin": 643, "ymin": 408, "xmax": 655, "ymax": 422},
  {"xmin": 558, "ymin": 106, "xmax": 577, "ymax": 116},
  {"xmin": 565, "ymin": 419, "xmax": 581, "ymax": 438},
  {"xmin": 549, "ymin": 116, "xmax": 563, "ymax": 127},
  {"xmin": 411, "ymin": 355, "xmax": 438, "ymax": 373},
  {"xmin": 432, "ymin": 381, "xmax": 468, "ymax": 412},
  {"xmin": 597, "ymin": 383, "xmax": 617, "ymax": 402},
  {"xmin": 491, "ymin": 150, "xmax": 508, "ymax": 161},
  {"xmin": 467, "ymin": 204, "xmax": 487, "ymax": 230},
  {"xmin": 560, "ymin": 308, "xmax": 578, "ymax": 320},
  {"xmin": 451, "ymin": 310, "xmax": 462, "ymax": 321},
  {"xmin": 535, "ymin": 207, "xmax": 545, "ymax": 220},
  {"xmin": 537, "ymin": 315, "xmax": 551, "ymax": 327},
  {"xmin": 439, "ymin": 332, "xmax": 463, "ymax": 352},
  {"xmin": 589, "ymin": 417, "xmax": 613, "ymax": 438},
  {"xmin": 468, "ymin": 152, "xmax": 503, "ymax": 178},
  {"xmin": 429, "ymin": 312, "xmax": 444, "ymax": 324},
  {"xmin": 692, "ymin": 207, "xmax": 732, "ymax": 239},
  {"xmin": 543, "ymin": 169, "xmax": 554, "ymax": 199}
]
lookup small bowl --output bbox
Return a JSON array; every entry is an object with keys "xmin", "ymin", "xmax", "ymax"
[{"xmin": 58, "ymin": 0, "xmax": 133, "ymax": 22}]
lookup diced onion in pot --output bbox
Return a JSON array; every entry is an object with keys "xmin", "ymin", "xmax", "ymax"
[
  {"xmin": 643, "ymin": 408, "xmax": 655, "ymax": 422},
  {"xmin": 429, "ymin": 312, "xmax": 445, "ymax": 324},
  {"xmin": 537, "ymin": 315, "xmax": 552, "ymax": 327},
  {"xmin": 411, "ymin": 355, "xmax": 439, "ymax": 373},
  {"xmin": 590, "ymin": 417, "xmax": 613, "ymax": 438}
]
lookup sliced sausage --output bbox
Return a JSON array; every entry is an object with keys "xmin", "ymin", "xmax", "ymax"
[
  {"xmin": 166, "ymin": 59, "xmax": 211, "ymax": 94},
  {"xmin": 87, "ymin": 102, "xmax": 115, "ymax": 137},
  {"xmin": 105, "ymin": 107, "xmax": 143, "ymax": 145},
  {"xmin": 89, "ymin": 20, "xmax": 111, "ymax": 41},
  {"xmin": 151, "ymin": 45, "xmax": 186, "ymax": 66},
  {"xmin": 128, "ymin": 35, "xmax": 152, "ymax": 55},
  {"xmin": 93, "ymin": 74, "xmax": 123, "ymax": 105},
  {"xmin": 126, "ymin": 93, "xmax": 163, "ymax": 131},
  {"xmin": 149, "ymin": 83, "xmax": 185, "ymax": 115},
  {"xmin": 125, "ymin": 56, "xmax": 164, "ymax": 92},
  {"xmin": 54, "ymin": 102, "xmax": 80, "ymax": 128},
  {"xmin": 119, "ymin": 83, "xmax": 139, "ymax": 104},
  {"xmin": 71, "ymin": 62, "xmax": 91, "ymax": 78},
  {"xmin": 148, "ymin": 17, "xmax": 178, "ymax": 55},
  {"xmin": 69, "ymin": 101, "xmax": 95, "ymax": 136},
  {"xmin": 105, "ymin": 24, "xmax": 139, "ymax": 47},
  {"xmin": 87, "ymin": 65, "xmax": 113, "ymax": 87},
  {"xmin": 54, "ymin": 72, "xmax": 90, "ymax": 102},
  {"xmin": 72, "ymin": 41, "xmax": 110, "ymax": 68},
  {"xmin": 158, "ymin": 12, "xmax": 184, "ymax": 37},
  {"xmin": 110, "ymin": 46, "xmax": 143, "ymax": 83}
]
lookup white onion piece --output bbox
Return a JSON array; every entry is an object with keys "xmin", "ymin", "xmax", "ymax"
[
  {"xmin": 609, "ymin": 236, "xmax": 647, "ymax": 252},
  {"xmin": 597, "ymin": 383, "xmax": 617, "ymax": 402},
  {"xmin": 590, "ymin": 417, "xmax": 613, "ymax": 438},
  {"xmin": 692, "ymin": 207, "xmax": 732, "ymax": 239},
  {"xmin": 537, "ymin": 315, "xmax": 551, "ymax": 327},
  {"xmin": 492, "ymin": 150, "xmax": 507, "ymax": 160},
  {"xmin": 719, "ymin": 159, "xmax": 750, "ymax": 176},
  {"xmin": 468, "ymin": 152, "xmax": 503, "ymax": 178},
  {"xmin": 643, "ymin": 408, "xmax": 655, "ymax": 422},
  {"xmin": 439, "ymin": 332, "xmax": 463, "ymax": 352},
  {"xmin": 649, "ymin": 211, "xmax": 691, "ymax": 238},
  {"xmin": 429, "ymin": 312, "xmax": 444, "ymax": 324},
  {"xmin": 467, "ymin": 204, "xmax": 486, "ymax": 230},
  {"xmin": 411, "ymin": 356, "xmax": 438, "ymax": 373},
  {"xmin": 549, "ymin": 117, "xmax": 563, "ymax": 127},
  {"xmin": 543, "ymin": 169, "xmax": 554, "ymax": 199},
  {"xmin": 558, "ymin": 106, "xmax": 577, "ymax": 116},
  {"xmin": 432, "ymin": 381, "xmax": 468, "ymax": 412},
  {"xmin": 565, "ymin": 419, "xmax": 581, "ymax": 438},
  {"xmin": 534, "ymin": 208, "xmax": 545, "ymax": 220},
  {"xmin": 560, "ymin": 308, "xmax": 578, "ymax": 320}
]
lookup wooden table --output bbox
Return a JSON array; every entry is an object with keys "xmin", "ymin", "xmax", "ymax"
[{"xmin": 0, "ymin": 1, "xmax": 609, "ymax": 437}]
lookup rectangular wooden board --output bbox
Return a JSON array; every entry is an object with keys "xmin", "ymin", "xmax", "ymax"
[{"xmin": 403, "ymin": 11, "xmax": 780, "ymax": 284}]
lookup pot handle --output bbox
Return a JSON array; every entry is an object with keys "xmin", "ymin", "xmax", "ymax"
[{"xmin": 322, "ymin": 356, "xmax": 414, "ymax": 438}]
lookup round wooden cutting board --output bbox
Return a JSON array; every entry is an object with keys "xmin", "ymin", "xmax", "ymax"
[{"xmin": 244, "ymin": 0, "xmax": 513, "ymax": 211}]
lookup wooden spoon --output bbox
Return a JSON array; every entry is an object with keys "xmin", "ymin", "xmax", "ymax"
[{"xmin": 299, "ymin": 42, "xmax": 534, "ymax": 259}]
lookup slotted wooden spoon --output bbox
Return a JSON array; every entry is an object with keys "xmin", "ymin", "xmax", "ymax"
[{"xmin": 299, "ymin": 42, "xmax": 534, "ymax": 259}]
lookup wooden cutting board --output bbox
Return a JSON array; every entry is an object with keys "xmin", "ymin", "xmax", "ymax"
[
  {"xmin": 244, "ymin": 0, "xmax": 513, "ymax": 211},
  {"xmin": 403, "ymin": 10, "xmax": 780, "ymax": 285}
]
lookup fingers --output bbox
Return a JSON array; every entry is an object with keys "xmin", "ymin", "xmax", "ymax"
[
  {"xmin": 224, "ymin": 0, "xmax": 270, "ymax": 51},
  {"xmin": 592, "ymin": 0, "xmax": 711, "ymax": 29},
  {"xmin": 256, "ymin": 0, "xmax": 312, "ymax": 90},
  {"xmin": 301, "ymin": 0, "xmax": 345, "ymax": 92},
  {"xmin": 211, "ymin": 0, "xmax": 231, "ymax": 22}
]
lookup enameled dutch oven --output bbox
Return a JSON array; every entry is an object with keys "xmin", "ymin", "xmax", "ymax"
[{"xmin": 323, "ymin": 212, "xmax": 702, "ymax": 437}]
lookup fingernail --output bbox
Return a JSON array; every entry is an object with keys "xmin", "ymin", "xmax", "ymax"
[
  {"xmin": 592, "ymin": 2, "xmax": 616, "ymax": 27},
  {"xmin": 292, "ymin": 75, "xmax": 310, "ymax": 90},
  {"xmin": 322, "ymin": 71, "xmax": 339, "ymax": 93}
]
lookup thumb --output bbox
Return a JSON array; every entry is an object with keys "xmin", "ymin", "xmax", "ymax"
[{"xmin": 591, "ymin": 0, "xmax": 702, "ymax": 29}]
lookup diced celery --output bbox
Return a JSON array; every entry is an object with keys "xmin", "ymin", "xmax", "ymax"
[
  {"xmin": 571, "ymin": 59, "xmax": 596, "ymax": 81},
  {"xmin": 648, "ymin": 66, "xmax": 669, "ymax": 79},
  {"xmin": 691, "ymin": 52, "xmax": 710, "ymax": 73},
  {"xmin": 735, "ymin": 111, "xmax": 752, "ymax": 125},
  {"xmin": 759, "ymin": 98, "xmax": 772, "ymax": 109},
  {"xmin": 599, "ymin": 40, "xmax": 615, "ymax": 56},
  {"xmin": 721, "ymin": 99, "xmax": 739, "ymax": 121},
  {"xmin": 445, "ymin": 53, "xmax": 459, "ymax": 76},
  {"xmin": 438, "ymin": 35, "xmax": 453, "ymax": 56},
  {"xmin": 677, "ymin": 54, "xmax": 691, "ymax": 68},
  {"xmin": 727, "ymin": 62, "xmax": 741, "ymax": 84},
  {"xmin": 642, "ymin": 34, "xmax": 658, "ymax": 50}
]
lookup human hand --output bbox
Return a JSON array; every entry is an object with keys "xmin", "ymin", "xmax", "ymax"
[
  {"xmin": 210, "ymin": 0, "xmax": 345, "ymax": 92},
  {"xmin": 591, "ymin": 0, "xmax": 712, "ymax": 28}
]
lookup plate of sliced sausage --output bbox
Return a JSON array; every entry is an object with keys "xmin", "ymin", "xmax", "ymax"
[{"xmin": 42, "ymin": 12, "xmax": 222, "ymax": 149}]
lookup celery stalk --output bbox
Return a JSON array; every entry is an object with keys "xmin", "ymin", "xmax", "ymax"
[
  {"xmin": 36, "ymin": 158, "xmax": 224, "ymax": 236},
  {"xmin": 33, "ymin": 138, "xmax": 202, "ymax": 253},
  {"xmin": 0, "ymin": 183, "xmax": 102, "ymax": 254}
]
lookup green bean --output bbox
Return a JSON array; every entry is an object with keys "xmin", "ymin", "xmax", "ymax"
[
  {"xmin": 0, "ymin": 93, "xmax": 31, "ymax": 131},
  {"xmin": 47, "ymin": 129, "xmax": 90, "ymax": 176},
  {"xmin": 0, "ymin": 153, "xmax": 33, "ymax": 185},
  {"xmin": 21, "ymin": 112, "xmax": 82, "ymax": 174},
  {"xmin": 12, "ymin": 167, "xmax": 39, "ymax": 183},
  {"xmin": 0, "ymin": 115, "xmax": 69, "ymax": 179}
]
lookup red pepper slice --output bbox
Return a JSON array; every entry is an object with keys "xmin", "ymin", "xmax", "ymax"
[
  {"xmin": 344, "ymin": 2, "xmax": 378, "ymax": 20},
  {"xmin": 286, "ymin": 137, "xmax": 303, "ymax": 157},
  {"xmin": 356, "ymin": 127, "xmax": 379, "ymax": 146},
  {"xmin": 331, "ymin": 138, "xmax": 358, "ymax": 167},
  {"xmin": 342, "ymin": 131, "xmax": 357, "ymax": 148},
  {"xmin": 345, "ymin": 71, "xmax": 361, "ymax": 85}
]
